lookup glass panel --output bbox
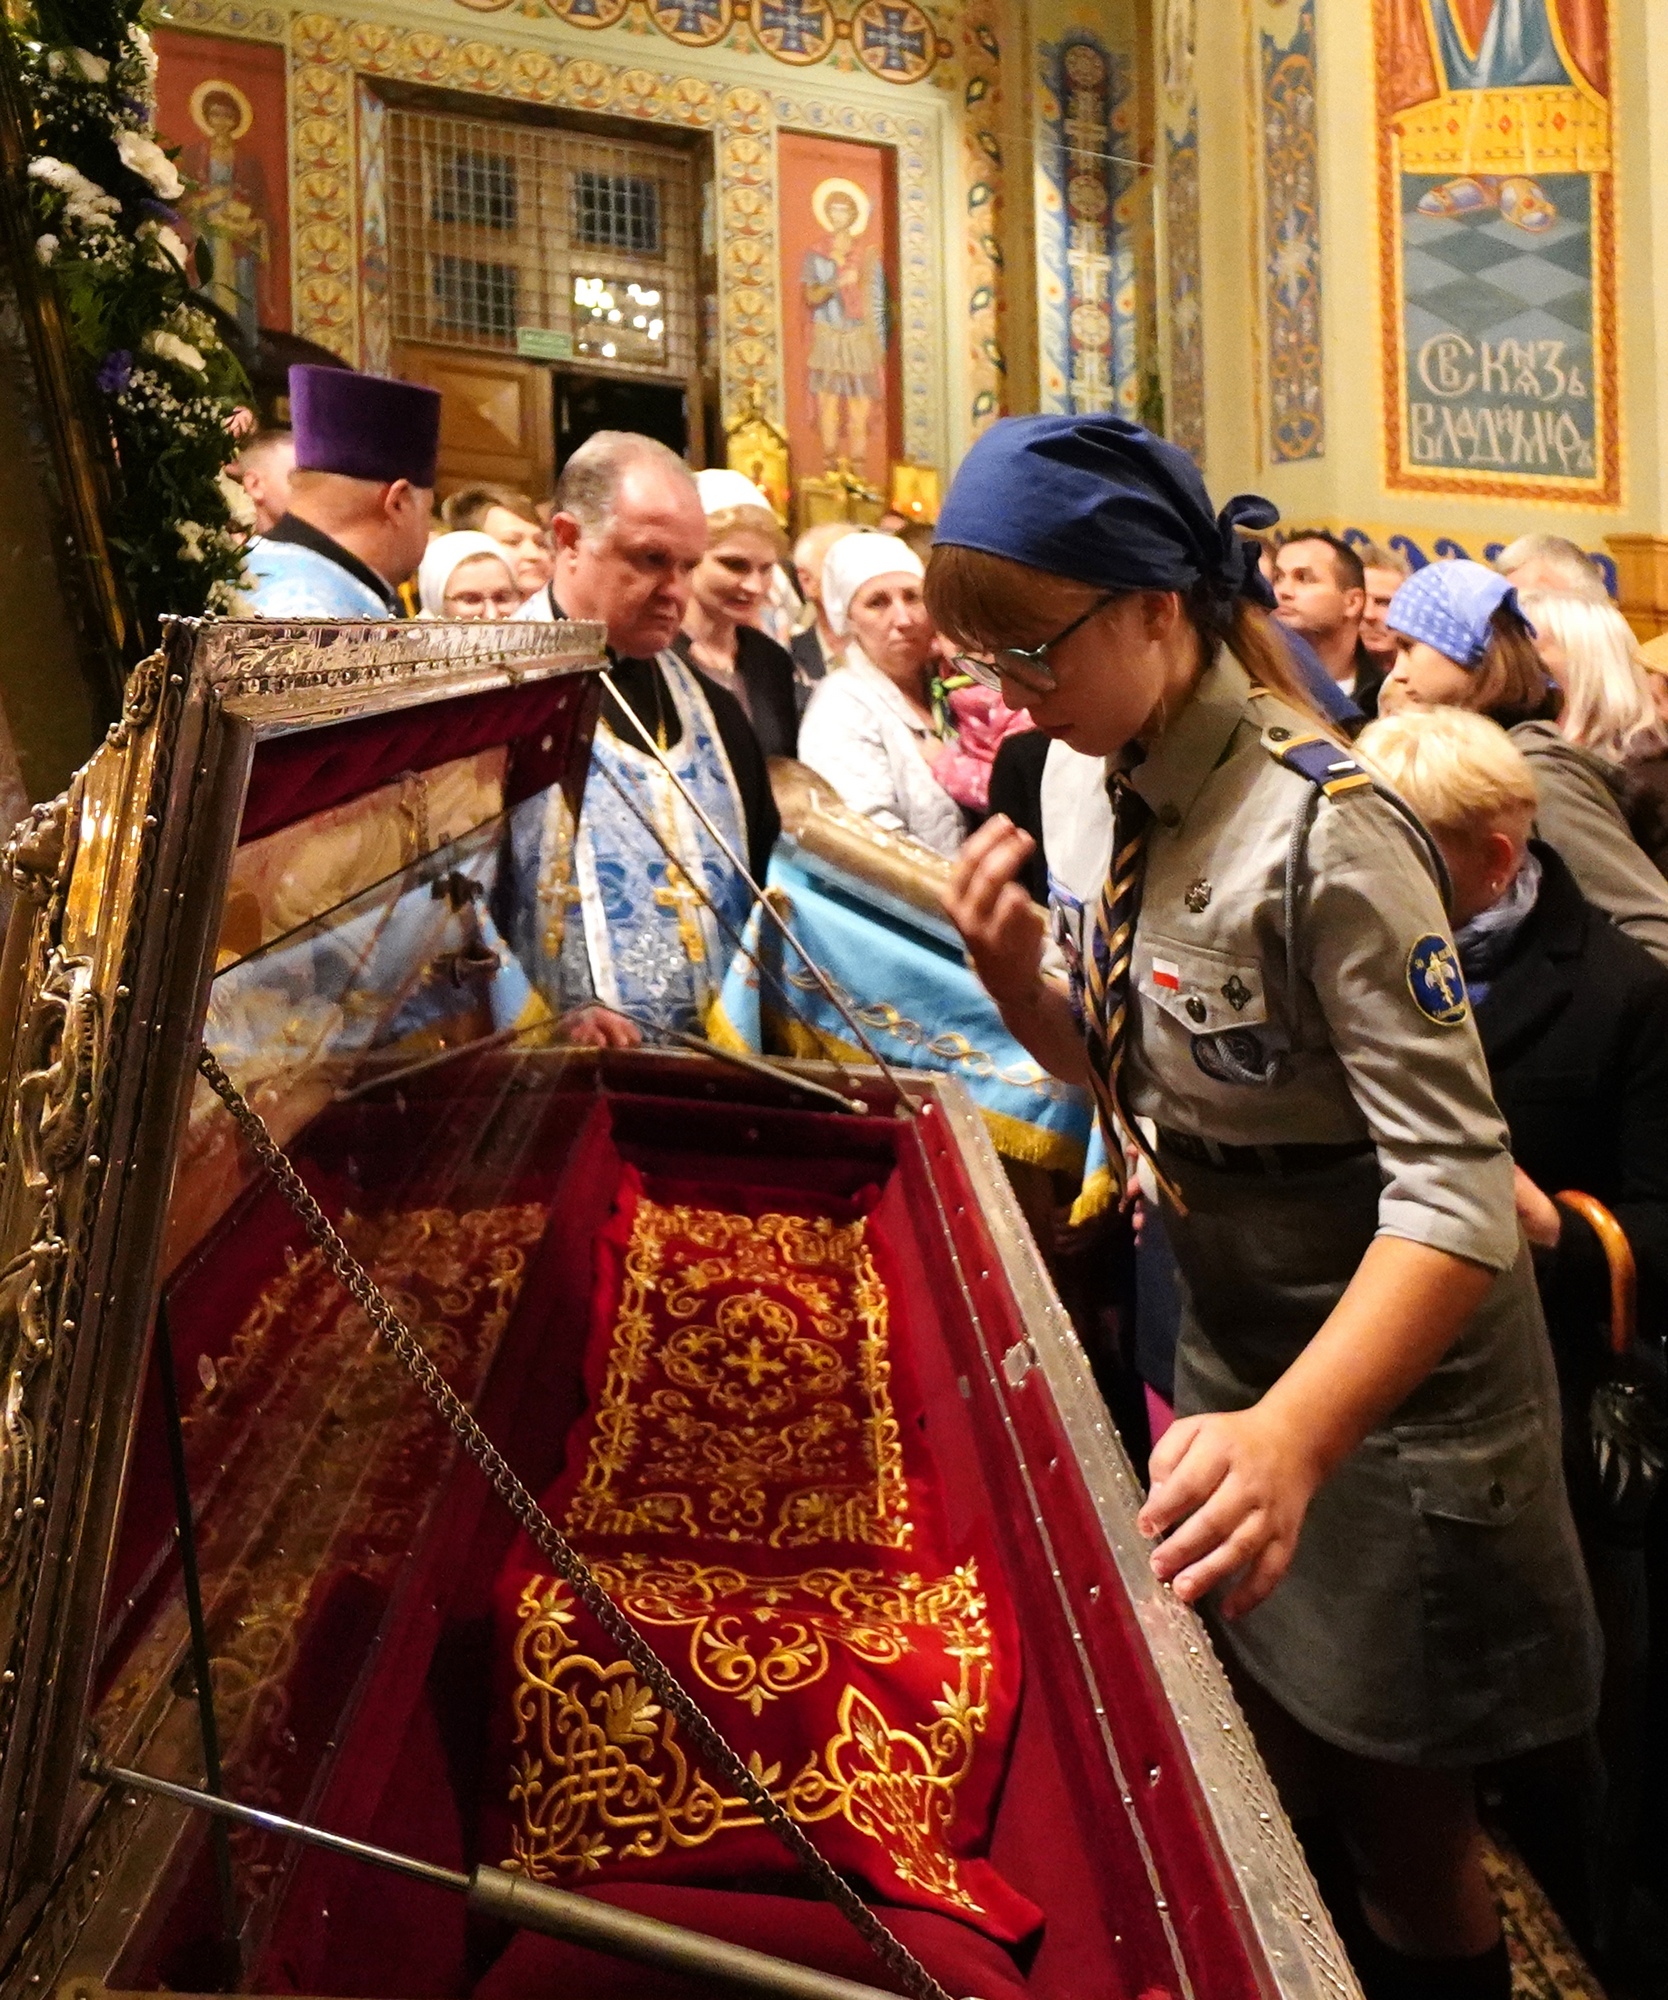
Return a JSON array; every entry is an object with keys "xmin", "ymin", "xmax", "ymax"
[
  {"xmin": 431, "ymin": 147, "xmax": 518, "ymax": 230},
  {"xmin": 571, "ymin": 273, "xmax": 667, "ymax": 367},
  {"xmin": 571, "ymin": 169, "xmax": 661, "ymax": 255},
  {"xmin": 430, "ymin": 253, "xmax": 519, "ymax": 341},
  {"xmin": 383, "ymin": 101, "xmax": 697, "ymax": 374}
]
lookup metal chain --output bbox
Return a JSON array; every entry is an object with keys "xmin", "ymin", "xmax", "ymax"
[{"xmin": 195, "ymin": 1047, "xmax": 954, "ymax": 2000}]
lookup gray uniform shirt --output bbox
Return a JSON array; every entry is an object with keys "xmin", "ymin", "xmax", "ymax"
[{"xmin": 1046, "ymin": 653, "xmax": 1519, "ymax": 1274}]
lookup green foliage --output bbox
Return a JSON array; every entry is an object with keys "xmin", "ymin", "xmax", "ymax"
[{"xmin": 7, "ymin": 0, "xmax": 253, "ymax": 641}]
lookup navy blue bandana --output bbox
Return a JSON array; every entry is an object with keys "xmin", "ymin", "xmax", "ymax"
[{"xmin": 934, "ymin": 414, "xmax": 1279, "ymax": 620}]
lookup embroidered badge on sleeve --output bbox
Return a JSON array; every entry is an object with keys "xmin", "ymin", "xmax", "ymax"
[{"xmin": 1406, "ymin": 933, "xmax": 1468, "ymax": 1025}]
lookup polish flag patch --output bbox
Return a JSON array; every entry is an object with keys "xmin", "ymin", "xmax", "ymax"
[{"xmin": 1151, "ymin": 958, "xmax": 1181, "ymax": 991}]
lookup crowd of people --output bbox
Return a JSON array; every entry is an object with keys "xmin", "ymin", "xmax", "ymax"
[{"xmin": 228, "ymin": 369, "xmax": 1667, "ymax": 2000}]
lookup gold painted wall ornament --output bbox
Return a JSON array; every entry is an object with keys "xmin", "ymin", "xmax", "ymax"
[
  {"xmin": 753, "ymin": 0, "xmax": 836, "ymax": 66},
  {"xmin": 727, "ymin": 397, "xmax": 792, "ymax": 522},
  {"xmin": 180, "ymin": 6, "xmax": 950, "ymax": 467},
  {"xmin": 647, "ymin": 0, "xmax": 734, "ymax": 49},
  {"xmin": 849, "ymin": 0, "xmax": 936, "ymax": 84},
  {"xmin": 887, "ymin": 462, "xmax": 939, "ymax": 524},
  {"xmin": 546, "ymin": 0, "xmax": 632, "ymax": 27}
]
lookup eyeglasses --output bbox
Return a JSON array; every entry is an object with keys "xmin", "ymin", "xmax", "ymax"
[
  {"xmin": 950, "ymin": 594, "xmax": 1116, "ymax": 694},
  {"xmin": 445, "ymin": 588, "xmax": 524, "ymax": 617}
]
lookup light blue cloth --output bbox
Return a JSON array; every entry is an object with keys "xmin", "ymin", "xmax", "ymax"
[
  {"xmin": 714, "ymin": 845, "xmax": 1093, "ymax": 1171},
  {"xmin": 1385, "ymin": 559, "xmax": 1530, "ymax": 670},
  {"xmin": 502, "ymin": 655, "xmax": 754, "ymax": 1036},
  {"xmin": 205, "ymin": 824, "xmax": 543, "ymax": 1086},
  {"xmin": 244, "ymin": 537, "xmax": 393, "ymax": 619}
]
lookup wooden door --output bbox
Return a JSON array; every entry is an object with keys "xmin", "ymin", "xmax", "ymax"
[{"xmin": 394, "ymin": 341, "xmax": 554, "ymax": 502}]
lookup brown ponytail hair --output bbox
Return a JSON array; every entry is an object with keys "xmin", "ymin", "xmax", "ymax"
[
  {"xmin": 1455, "ymin": 605, "xmax": 1561, "ymax": 729},
  {"xmin": 924, "ymin": 542, "xmax": 1330, "ymax": 727}
]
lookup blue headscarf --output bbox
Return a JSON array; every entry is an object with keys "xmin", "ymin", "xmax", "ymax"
[
  {"xmin": 1385, "ymin": 560, "xmax": 1533, "ymax": 670},
  {"xmin": 934, "ymin": 414, "xmax": 1279, "ymax": 622}
]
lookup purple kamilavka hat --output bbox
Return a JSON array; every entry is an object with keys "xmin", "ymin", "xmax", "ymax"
[{"xmin": 290, "ymin": 364, "xmax": 442, "ymax": 488}]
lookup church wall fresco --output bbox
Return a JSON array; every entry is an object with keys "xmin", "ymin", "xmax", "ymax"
[
  {"xmin": 153, "ymin": 27, "xmax": 293, "ymax": 341},
  {"xmin": 1253, "ymin": 0, "xmax": 1323, "ymax": 465},
  {"xmin": 777, "ymin": 132, "xmax": 902, "ymax": 492},
  {"xmin": 1159, "ymin": 0, "xmax": 1204, "ymax": 462},
  {"xmin": 1373, "ymin": 0, "xmax": 1618, "ymax": 507},
  {"xmin": 1034, "ymin": 27, "xmax": 1140, "ymax": 418},
  {"xmin": 151, "ymin": 0, "xmax": 969, "ymax": 483}
]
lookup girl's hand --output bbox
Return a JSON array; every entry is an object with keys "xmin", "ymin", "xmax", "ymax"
[
  {"xmin": 943, "ymin": 814, "xmax": 1045, "ymax": 1008},
  {"xmin": 1137, "ymin": 1406, "xmax": 1322, "ymax": 1619},
  {"xmin": 1513, "ymin": 1165, "xmax": 1562, "ymax": 1249}
]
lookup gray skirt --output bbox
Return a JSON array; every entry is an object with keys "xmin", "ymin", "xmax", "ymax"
[{"xmin": 1162, "ymin": 1150, "xmax": 1603, "ymax": 1768}]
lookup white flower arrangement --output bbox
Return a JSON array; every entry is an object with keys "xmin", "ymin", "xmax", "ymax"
[
  {"xmin": 145, "ymin": 328, "xmax": 207, "ymax": 374},
  {"xmin": 138, "ymin": 220, "xmax": 191, "ymax": 273},
  {"xmin": 27, "ymin": 156, "xmax": 120, "ymax": 233},
  {"xmin": 127, "ymin": 24, "xmax": 159, "ymax": 116},
  {"xmin": 17, "ymin": 6, "xmax": 249, "ymax": 633},
  {"xmin": 115, "ymin": 129, "xmax": 182, "ymax": 201},
  {"xmin": 217, "ymin": 467, "xmax": 256, "ymax": 529}
]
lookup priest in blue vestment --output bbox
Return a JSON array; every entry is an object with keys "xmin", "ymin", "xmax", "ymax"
[{"xmin": 244, "ymin": 365, "xmax": 440, "ymax": 618}]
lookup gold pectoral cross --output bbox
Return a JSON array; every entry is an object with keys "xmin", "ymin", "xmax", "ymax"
[
  {"xmin": 648, "ymin": 766, "xmax": 710, "ymax": 970},
  {"xmin": 652, "ymin": 857, "xmax": 709, "ymax": 969}
]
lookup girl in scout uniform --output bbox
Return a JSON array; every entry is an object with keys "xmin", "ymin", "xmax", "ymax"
[{"xmin": 925, "ymin": 416, "xmax": 1600, "ymax": 2000}]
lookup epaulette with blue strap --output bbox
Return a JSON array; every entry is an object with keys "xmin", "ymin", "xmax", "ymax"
[
  {"xmin": 1245, "ymin": 683, "xmax": 1373, "ymax": 797},
  {"xmin": 1264, "ymin": 728, "xmax": 1374, "ymax": 798}
]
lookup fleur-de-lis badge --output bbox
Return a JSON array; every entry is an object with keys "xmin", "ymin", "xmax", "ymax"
[{"xmin": 1184, "ymin": 878, "xmax": 1212, "ymax": 912}]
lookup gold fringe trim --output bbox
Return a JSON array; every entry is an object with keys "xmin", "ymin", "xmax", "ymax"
[
  {"xmin": 1068, "ymin": 1166, "xmax": 1116, "ymax": 1229},
  {"xmin": 761, "ymin": 1008, "xmax": 1085, "ymax": 1171},
  {"xmin": 704, "ymin": 995, "xmax": 753, "ymax": 1055}
]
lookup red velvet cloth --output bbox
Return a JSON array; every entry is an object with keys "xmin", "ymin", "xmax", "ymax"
[
  {"xmin": 240, "ymin": 677, "xmax": 597, "ymax": 843},
  {"xmin": 486, "ymin": 1164, "xmax": 1041, "ymax": 1948},
  {"xmin": 475, "ymin": 1886, "xmax": 1033, "ymax": 2000}
]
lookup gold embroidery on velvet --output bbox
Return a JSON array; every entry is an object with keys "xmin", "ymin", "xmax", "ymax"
[
  {"xmin": 586, "ymin": 1556, "xmax": 987, "ymax": 1716},
  {"xmin": 94, "ymin": 1200, "xmax": 549, "ymax": 1909},
  {"xmin": 564, "ymin": 1200, "xmax": 909, "ymax": 1549},
  {"xmin": 506, "ymin": 1563, "xmax": 995, "ymax": 1910}
]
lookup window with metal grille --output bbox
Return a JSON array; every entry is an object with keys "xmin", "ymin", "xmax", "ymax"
[
  {"xmin": 384, "ymin": 102, "xmax": 697, "ymax": 377},
  {"xmin": 432, "ymin": 149, "xmax": 517, "ymax": 231},
  {"xmin": 431, "ymin": 255, "xmax": 518, "ymax": 340},
  {"xmin": 572, "ymin": 171, "xmax": 660, "ymax": 255}
]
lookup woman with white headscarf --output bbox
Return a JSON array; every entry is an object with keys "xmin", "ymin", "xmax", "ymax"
[
  {"xmin": 416, "ymin": 531, "xmax": 522, "ymax": 620},
  {"xmin": 796, "ymin": 531, "xmax": 967, "ymax": 856}
]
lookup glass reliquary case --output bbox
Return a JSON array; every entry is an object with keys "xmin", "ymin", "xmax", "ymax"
[{"xmin": 0, "ymin": 618, "xmax": 1356, "ymax": 2000}]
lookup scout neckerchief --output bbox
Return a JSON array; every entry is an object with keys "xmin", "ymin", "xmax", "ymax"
[{"xmin": 1082, "ymin": 772, "xmax": 1182, "ymax": 1208}]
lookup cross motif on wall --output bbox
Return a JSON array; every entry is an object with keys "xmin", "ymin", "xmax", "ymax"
[
  {"xmin": 759, "ymin": 0, "xmax": 827, "ymax": 52},
  {"xmin": 860, "ymin": 6, "xmax": 926, "ymax": 71},
  {"xmin": 655, "ymin": 0, "xmax": 723, "ymax": 36}
]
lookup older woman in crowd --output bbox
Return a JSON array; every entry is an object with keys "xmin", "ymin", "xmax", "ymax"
[
  {"xmin": 1360, "ymin": 705, "xmax": 1668, "ymax": 1965},
  {"xmin": 675, "ymin": 469, "xmax": 800, "ymax": 761},
  {"xmin": 797, "ymin": 531, "xmax": 967, "ymax": 855},
  {"xmin": 1378, "ymin": 559, "xmax": 1668, "ymax": 967},
  {"xmin": 416, "ymin": 531, "xmax": 523, "ymax": 620},
  {"xmin": 440, "ymin": 484, "xmax": 554, "ymax": 601},
  {"xmin": 1520, "ymin": 589, "xmax": 1668, "ymax": 873}
]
